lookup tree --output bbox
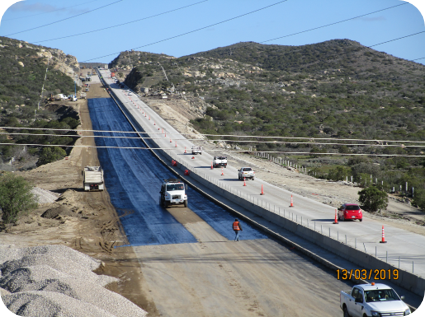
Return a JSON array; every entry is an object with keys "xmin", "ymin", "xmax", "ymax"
[
  {"xmin": 0, "ymin": 172, "xmax": 38, "ymax": 224},
  {"xmin": 358, "ymin": 186, "xmax": 388, "ymax": 212}
]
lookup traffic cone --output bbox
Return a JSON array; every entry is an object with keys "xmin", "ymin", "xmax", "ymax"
[
  {"xmin": 260, "ymin": 184, "xmax": 264, "ymax": 195},
  {"xmin": 154, "ymin": 121, "xmax": 156, "ymax": 125},
  {"xmin": 221, "ymin": 167, "xmax": 224, "ymax": 176},
  {"xmin": 191, "ymin": 156, "xmax": 195, "ymax": 159},
  {"xmin": 184, "ymin": 147, "xmax": 187, "ymax": 153},
  {"xmin": 379, "ymin": 225, "xmax": 387, "ymax": 243},
  {"xmin": 289, "ymin": 195, "xmax": 294, "ymax": 207},
  {"xmin": 170, "ymin": 138, "xmax": 172, "ymax": 143},
  {"xmin": 243, "ymin": 178, "xmax": 247, "ymax": 186},
  {"xmin": 211, "ymin": 162, "xmax": 213, "ymax": 170},
  {"xmin": 175, "ymin": 141, "xmax": 177, "ymax": 148},
  {"xmin": 333, "ymin": 209, "xmax": 338, "ymax": 224}
]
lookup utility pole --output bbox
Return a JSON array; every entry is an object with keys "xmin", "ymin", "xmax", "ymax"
[{"xmin": 37, "ymin": 59, "xmax": 50, "ymax": 110}]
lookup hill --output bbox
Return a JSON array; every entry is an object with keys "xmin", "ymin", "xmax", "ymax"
[
  {"xmin": 114, "ymin": 40, "xmax": 425, "ymax": 144},
  {"xmin": 0, "ymin": 36, "xmax": 81, "ymax": 170}
]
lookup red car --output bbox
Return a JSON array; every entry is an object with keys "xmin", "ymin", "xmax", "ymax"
[{"xmin": 338, "ymin": 203, "xmax": 363, "ymax": 222}]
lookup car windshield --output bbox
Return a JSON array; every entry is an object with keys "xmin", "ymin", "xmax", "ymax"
[
  {"xmin": 243, "ymin": 168, "xmax": 252, "ymax": 171},
  {"xmin": 365, "ymin": 289, "xmax": 400, "ymax": 302},
  {"xmin": 218, "ymin": 157, "xmax": 226, "ymax": 160},
  {"xmin": 346, "ymin": 205, "xmax": 360, "ymax": 210},
  {"xmin": 167, "ymin": 184, "xmax": 184, "ymax": 191}
]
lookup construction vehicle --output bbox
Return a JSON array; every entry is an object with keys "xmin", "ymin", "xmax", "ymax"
[
  {"xmin": 83, "ymin": 166, "xmax": 104, "ymax": 191},
  {"xmin": 159, "ymin": 179, "xmax": 187, "ymax": 208}
]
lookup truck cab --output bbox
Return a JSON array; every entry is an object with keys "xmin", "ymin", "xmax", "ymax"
[
  {"xmin": 340, "ymin": 283, "xmax": 411, "ymax": 317},
  {"xmin": 160, "ymin": 179, "xmax": 188, "ymax": 208}
]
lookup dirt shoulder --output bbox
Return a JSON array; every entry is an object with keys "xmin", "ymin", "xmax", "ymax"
[{"xmin": 0, "ymin": 84, "xmax": 159, "ymax": 316}]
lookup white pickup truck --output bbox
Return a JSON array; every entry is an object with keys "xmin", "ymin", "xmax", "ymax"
[
  {"xmin": 213, "ymin": 156, "xmax": 227, "ymax": 168},
  {"xmin": 340, "ymin": 283, "xmax": 411, "ymax": 317}
]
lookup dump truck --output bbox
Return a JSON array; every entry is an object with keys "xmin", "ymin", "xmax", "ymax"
[{"xmin": 83, "ymin": 166, "xmax": 104, "ymax": 191}]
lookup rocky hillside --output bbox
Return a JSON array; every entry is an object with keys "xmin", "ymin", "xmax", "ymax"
[
  {"xmin": 0, "ymin": 36, "xmax": 81, "ymax": 171},
  {"xmin": 112, "ymin": 40, "xmax": 425, "ymax": 149}
]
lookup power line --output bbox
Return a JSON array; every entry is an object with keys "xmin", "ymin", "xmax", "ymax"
[
  {"xmin": 0, "ymin": 142, "xmax": 422, "ymax": 157},
  {"xmin": 83, "ymin": 0, "xmax": 290, "ymax": 62},
  {"xmin": 3, "ymin": 132, "xmax": 424, "ymax": 149},
  {"xmin": 2, "ymin": 127, "xmax": 425, "ymax": 144},
  {"xmin": 4, "ymin": 0, "xmax": 123, "ymax": 37},
  {"xmin": 368, "ymin": 30, "xmax": 425, "ymax": 48},
  {"xmin": 3, "ymin": 0, "xmax": 103, "ymax": 21},
  {"xmin": 33, "ymin": 0, "xmax": 209, "ymax": 44},
  {"xmin": 260, "ymin": 2, "xmax": 408, "ymax": 44}
]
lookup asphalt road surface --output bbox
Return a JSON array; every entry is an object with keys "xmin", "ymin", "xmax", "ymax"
[
  {"xmin": 99, "ymin": 69, "xmax": 425, "ymax": 279},
  {"xmin": 88, "ymin": 96, "xmax": 354, "ymax": 316}
]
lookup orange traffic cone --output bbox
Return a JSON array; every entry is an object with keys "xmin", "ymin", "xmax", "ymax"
[
  {"xmin": 175, "ymin": 142, "xmax": 177, "ymax": 148},
  {"xmin": 184, "ymin": 147, "xmax": 187, "ymax": 153},
  {"xmin": 243, "ymin": 178, "xmax": 246, "ymax": 186},
  {"xmin": 379, "ymin": 225, "xmax": 387, "ymax": 243},
  {"xmin": 170, "ymin": 138, "xmax": 172, "ymax": 143},
  {"xmin": 333, "ymin": 209, "xmax": 338, "ymax": 224},
  {"xmin": 260, "ymin": 184, "xmax": 264, "ymax": 195},
  {"xmin": 191, "ymin": 156, "xmax": 195, "ymax": 159},
  {"xmin": 211, "ymin": 162, "xmax": 213, "ymax": 170},
  {"xmin": 154, "ymin": 121, "xmax": 156, "ymax": 125},
  {"xmin": 289, "ymin": 195, "xmax": 294, "ymax": 207},
  {"xmin": 221, "ymin": 167, "xmax": 224, "ymax": 176}
]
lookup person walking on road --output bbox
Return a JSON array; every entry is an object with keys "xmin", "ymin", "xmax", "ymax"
[{"xmin": 233, "ymin": 218, "xmax": 243, "ymax": 241}]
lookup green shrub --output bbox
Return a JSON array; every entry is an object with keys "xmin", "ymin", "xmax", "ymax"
[
  {"xmin": 37, "ymin": 147, "xmax": 66, "ymax": 166},
  {"xmin": 0, "ymin": 172, "xmax": 38, "ymax": 224},
  {"xmin": 358, "ymin": 186, "xmax": 388, "ymax": 212}
]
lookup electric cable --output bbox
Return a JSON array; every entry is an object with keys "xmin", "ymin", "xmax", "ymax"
[
  {"xmin": 260, "ymin": 2, "xmax": 408, "ymax": 44},
  {"xmin": 0, "ymin": 142, "xmax": 422, "ymax": 157},
  {"xmin": 33, "ymin": 0, "xmax": 209, "ymax": 44},
  {"xmin": 83, "ymin": 0, "xmax": 290, "ymax": 62},
  {"xmin": 3, "ymin": 0, "xmax": 103, "ymax": 21},
  {"xmin": 4, "ymin": 0, "xmax": 123, "ymax": 37},
  {"xmin": 2, "ymin": 126, "xmax": 425, "ymax": 144}
]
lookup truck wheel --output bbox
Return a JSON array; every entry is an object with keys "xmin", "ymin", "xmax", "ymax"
[
  {"xmin": 224, "ymin": 165, "xmax": 227, "ymax": 168},
  {"xmin": 252, "ymin": 177, "xmax": 255, "ymax": 181},
  {"xmin": 184, "ymin": 199, "xmax": 188, "ymax": 207},
  {"xmin": 343, "ymin": 306, "xmax": 350, "ymax": 317}
]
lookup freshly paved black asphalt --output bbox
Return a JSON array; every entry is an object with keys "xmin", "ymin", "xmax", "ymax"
[{"xmin": 88, "ymin": 98, "xmax": 267, "ymax": 246}]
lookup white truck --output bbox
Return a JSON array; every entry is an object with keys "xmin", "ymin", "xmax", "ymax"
[
  {"xmin": 159, "ymin": 179, "xmax": 188, "ymax": 208},
  {"xmin": 238, "ymin": 167, "xmax": 255, "ymax": 180},
  {"xmin": 340, "ymin": 283, "xmax": 411, "ymax": 317},
  {"xmin": 191, "ymin": 146, "xmax": 202, "ymax": 155},
  {"xmin": 83, "ymin": 166, "xmax": 104, "ymax": 191},
  {"xmin": 213, "ymin": 156, "xmax": 227, "ymax": 168}
]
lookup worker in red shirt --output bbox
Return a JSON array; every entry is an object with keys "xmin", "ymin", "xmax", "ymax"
[{"xmin": 233, "ymin": 218, "xmax": 243, "ymax": 241}]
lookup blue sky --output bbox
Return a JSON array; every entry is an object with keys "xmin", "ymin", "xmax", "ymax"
[{"xmin": 0, "ymin": 0, "xmax": 424, "ymax": 65}]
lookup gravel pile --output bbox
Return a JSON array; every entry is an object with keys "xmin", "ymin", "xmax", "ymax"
[
  {"xmin": 31, "ymin": 187, "xmax": 60, "ymax": 204},
  {"xmin": 0, "ymin": 245, "xmax": 147, "ymax": 317}
]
